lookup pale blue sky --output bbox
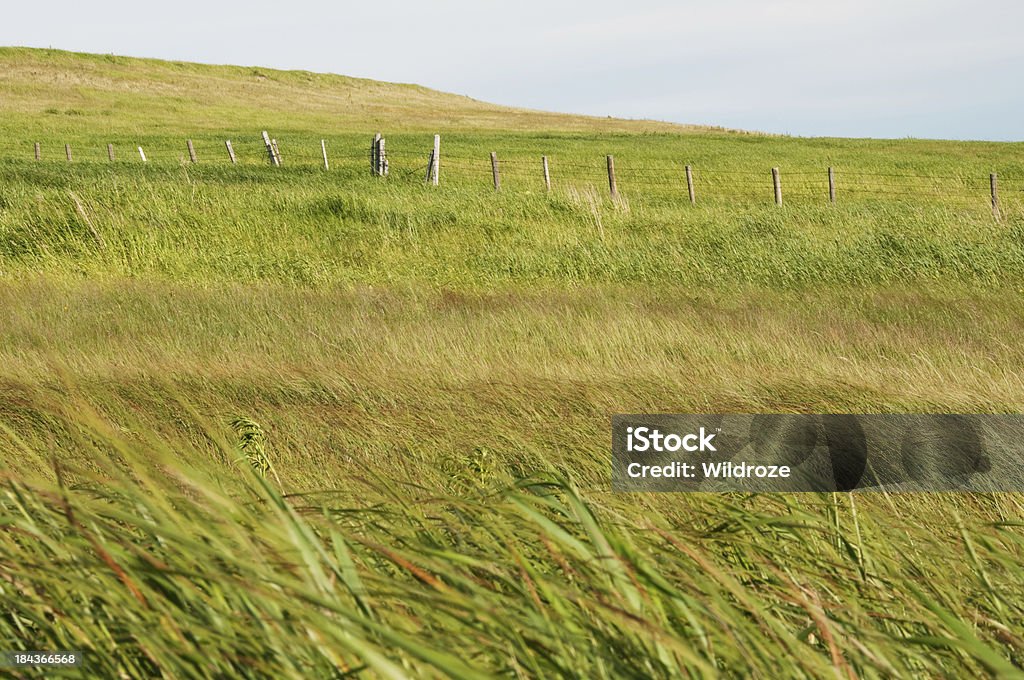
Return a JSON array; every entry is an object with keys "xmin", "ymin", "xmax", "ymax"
[{"xmin": 4, "ymin": 1, "xmax": 1022, "ymax": 140}]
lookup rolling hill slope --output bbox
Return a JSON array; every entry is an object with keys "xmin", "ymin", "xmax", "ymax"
[{"xmin": 0, "ymin": 46, "xmax": 711, "ymax": 135}]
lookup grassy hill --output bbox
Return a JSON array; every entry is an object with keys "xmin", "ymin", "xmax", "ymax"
[
  {"xmin": 1, "ymin": 48, "xmax": 1023, "ymax": 678},
  {"xmin": 0, "ymin": 46, "xmax": 707, "ymax": 135}
]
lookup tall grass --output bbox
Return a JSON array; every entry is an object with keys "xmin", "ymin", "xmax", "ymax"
[
  {"xmin": 1, "ymin": 281, "xmax": 1022, "ymax": 675},
  {"xmin": 2, "ymin": 402, "xmax": 1023, "ymax": 678},
  {"xmin": 0, "ymin": 155, "xmax": 1021, "ymax": 289},
  {"xmin": 2, "ymin": 47, "xmax": 1023, "ymax": 678}
]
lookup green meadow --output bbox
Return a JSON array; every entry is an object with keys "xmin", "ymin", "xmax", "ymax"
[{"xmin": 1, "ymin": 47, "xmax": 1023, "ymax": 677}]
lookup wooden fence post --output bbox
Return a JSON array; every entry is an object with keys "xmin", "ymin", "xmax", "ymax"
[
  {"xmin": 262, "ymin": 131, "xmax": 272, "ymax": 164},
  {"xmin": 107, "ymin": 144, "xmax": 115, "ymax": 162},
  {"xmin": 542, "ymin": 156, "xmax": 551, "ymax": 192},
  {"xmin": 772, "ymin": 167, "xmax": 782, "ymax": 206},
  {"xmin": 321, "ymin": 139, "xmax": 329, "ymax": 170},
  {"xmin": 432, "ymin": 134, "xmax": 440, "ymax": 186},
  {"xmin": 378, "ymin": 137, "xmax": 388, "ymax": 176},
  {"xmin": 138, "ymin": 147, "xmax": 147, "ymax": 162},
  {"xmin": 225, "ymin": 140, "xmax": 237, "ymax": 164},
  {"xmin": 34, "ymin": 142, "xmax": 41, "ymax": 161},
  {"xmin": 65, "ymin": 144, "xmax": 72, "ymax": 162},
  {"xmin": 262, "ymin": 131, "xmax": 279, "ymax": 166},
  {"xmin": 991, "ymin": 173, "xmax": 1000, "ymax": 220},
  {"xmin": 371, "ymin": 133, "xmax": 381, "ymax": 175},
  {"xmin": 607, "ymin": 155, "xmax": 618, "ymax": 198},
  {"xmin": 490, "ymin": 152, "xmax": 501, "ymax": 191},
  {"xmin": 828, "ymin": 167, "xmax": 836, "ymax": 204},
  {"xmin": 685, "ymin": 165, "xmax": 695, "ymax": 204},
  {"xmin": 271, "ymin": 139, "xmax": 281, "ymax": 165},
  {"xmin": 186, "ymin": 139, "xmax": 198, "ymax": 163}
]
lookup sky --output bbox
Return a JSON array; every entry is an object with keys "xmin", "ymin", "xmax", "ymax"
[{"xmin": 3, "ymin": 1, "xmax": 1023, "ymax": 141}]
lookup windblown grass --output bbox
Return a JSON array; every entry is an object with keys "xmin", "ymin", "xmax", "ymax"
[
  {"xmin": 0, "ymin": 157, "xmax": 1021, "ymax": 289},
  {"xmin": 2, "ymin": 403, "xmax": 1023, "ymax": 678},
  {"xmin": 1, "ymin": 47, "xmax": 1023, "ymax": 677}
]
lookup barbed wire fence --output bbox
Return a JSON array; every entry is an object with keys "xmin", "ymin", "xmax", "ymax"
[{"xmin": 20, "ymin": 134, "xmax": 1023, "ymax": 218}]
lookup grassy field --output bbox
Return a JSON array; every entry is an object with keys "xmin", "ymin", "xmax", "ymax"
[{"xmin": 2, "ymin": 48, "xmax": 1024, "ymax": 678}]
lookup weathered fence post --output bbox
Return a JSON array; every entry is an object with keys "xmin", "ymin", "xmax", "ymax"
[
  {"xmin": 772, "ymin": 167, "xmax": 782, "ymax": 206},
  {"xmin": 490, "ymin": 152, "xmax": 501, "ymax": 191},
  {"xmin": 65, "ymin": 144, "xmax": 72, "ymax": 162},
  {"xmin": 34, "ymin": 142, "xmax": 41, "ymax": 161},
  {"xmin": 685, "ymin": 165, "xmax": 695, "ymax": 204},
  {"xmin": 542, "ymin": 156, "xmax": 551, "ymax": 192},
  {"xmin": 138, "ymin": 147, "xmax": 147, "ymax": 162},
  {"xmin": 262, "ymin": 131, "xmax": 273, "ymax": 165},
  {"xmin": 225, "ymin": 140, "xmax": 237, "ymax": 164},
  {"xmin": 371, "ymin": 133, "xmax": 381, "ymax": 175},
  {"xmin": 432, "ymin": 134, "xmax": 440, "ymax": 186},
  {"xmin": 186, "ymin": 139, "xmax": 198, "ymax": 163},
  {"xmin": 991, "ymin": 173, "xmax": 1000, "ymax": 220},
  {"xmin": 607, "ymin": 155, "xmax": 618, "ymax": 198},
  {"xmin": 377, "ymin": 136, "xmax": 388, "ymax": 176},
  {"xmin": 321, "ymin": 139, "xmax": 329, "ymax": 170},
  {"xmin": 262, "ymin": 131, "xmax": 279, "ymax": 166},
  {"xmin": 828, "ymin": 167, "xmax": 836, "ymax": 204},
  {"xmin": 107, "ymin": 144, "xmax": 115, "ymax": 162},
  {"xmin": 271, "ymin": 139, "xmax": 281, "ymax": 165}
]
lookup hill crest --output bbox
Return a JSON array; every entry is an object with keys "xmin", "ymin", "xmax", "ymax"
[{"xmin": 0, "ymin": 46, "xmax": 717, "ymax": 135}]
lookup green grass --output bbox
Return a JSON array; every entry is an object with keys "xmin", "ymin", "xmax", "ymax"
[
  {"xmin": 1, "ymin": 154, "xmax": 1022, "ymax": 289},
  {"xmin": 5, "ymin": 419, "xmax": 1024, "ymax": 678},
  {"xmin": 1, "ymin": 48, "xmax": 1023, "ymax": 678}
]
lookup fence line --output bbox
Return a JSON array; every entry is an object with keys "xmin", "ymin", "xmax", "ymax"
[{"xmin": 21, "ymin": 136, "xmax": 1022, "ymax": 217}]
